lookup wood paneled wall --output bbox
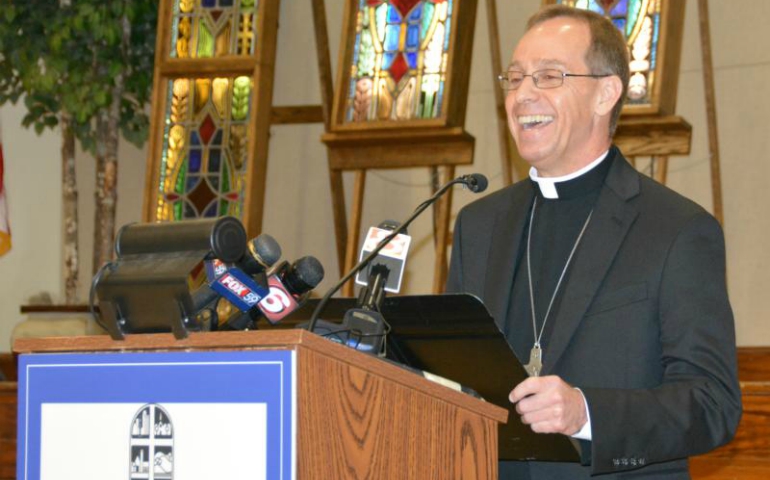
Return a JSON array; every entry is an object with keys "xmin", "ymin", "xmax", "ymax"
[
  {"xmin": 0, "ymin": 383, "xmax": 15, "ymax": 480},
  {"xmin": 690, "ymin": 347, "xmax": 770, "ymax": 479},
  {"xmin": 0, "ymin": 354, "xmax": 15, "ymax": 480},
  {"xmin": 0, "ymin": 354, "xmax": 14, "ymax": 382}
]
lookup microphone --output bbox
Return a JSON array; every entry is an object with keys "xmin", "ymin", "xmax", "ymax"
[
  {"xmin": 239, "ymin": 234, "xmax": 282, "ymax": 275},
  {"xmin": 354, "ymin": 221, "xmax": 412, "ymax": 293},
  {"xmin": 189, "ymin": 233, "xmax": 283, "ymax": 314},
  {"xmin": 208, "ymin": 263, "xmax": 270, "ymax": 313},
  {"xmin": 306, "ymin": 172, "xmax": 489, "ymax": 335},
  {"xmin": 310, "ymin": 264, "xmax": 390, "ymax": 355},
  {"xmin": 260, "ymin": 256, "xmax": 325, "ymax": 323},
  {"xmin": 459, "ymin": 173, "xmax": 488, "ymax": 193},
  {"xmin": 344, "ymin": 264, "xmax": 390, "ymax": 354},
  {"xmin": 357, "ymin": 263, "xmax": 389, "ymax": 312},
  {"xmin": 223, "ymin": 255, "xmax": 325, "ymax": 330}
]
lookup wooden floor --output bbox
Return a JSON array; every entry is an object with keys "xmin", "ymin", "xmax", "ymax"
[{"xmin": 1, "ymin": 349, "xmax": 769, "ymax": 479}]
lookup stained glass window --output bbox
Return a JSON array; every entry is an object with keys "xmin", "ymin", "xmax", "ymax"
[
  {"xmin": 170, "ymin": 0, "xmax": 259, "ymax": 58},
  {"xmin": 155, "ymin": 76, "xmax": 252, "ymax": 221},
  {"xmin": 556, "ymin": 0, "xmax": 661, "ymax": 106},
  {"xmin": 344, "ymin": 0, "xmax": 454, "ymax": 123}
]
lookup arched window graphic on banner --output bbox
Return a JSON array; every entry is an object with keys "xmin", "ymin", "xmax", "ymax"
[
  {"xmin": 554, "ymin": 0, "xmax": 662, "ymax": 108},
  {"xmin": 130, "ymin": 404, "xmax": 174, "ymax": 480},
  {"xmin": 345, "ymin": 0, "xmax": 454, "ymax": 122}
]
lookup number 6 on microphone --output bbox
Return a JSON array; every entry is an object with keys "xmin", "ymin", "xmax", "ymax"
[{"xmin": 258, "ymin": 276, "xmax": 300, "ymax": 323}]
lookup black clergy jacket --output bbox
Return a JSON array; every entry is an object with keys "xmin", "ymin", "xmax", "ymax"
[{"xmin": 446, "ymin": 146, "xmax": 741, "ymax": 479}]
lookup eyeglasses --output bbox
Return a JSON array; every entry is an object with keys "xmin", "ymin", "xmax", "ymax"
[{"xmin": 497, "ymin": 69, "xmax": 611, "ymax": 90}]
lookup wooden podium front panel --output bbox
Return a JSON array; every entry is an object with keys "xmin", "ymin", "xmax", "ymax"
[
  {"xmin": 297, "ymin": 346, "xmax": 498, "ymax": 480},
  {"xmin": 13, "ymin": 330, "xmax": 505, "ymax": 479}
]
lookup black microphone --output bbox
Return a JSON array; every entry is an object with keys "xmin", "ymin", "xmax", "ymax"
[
  {"xmin": 306, "ymin": 172, "xmax": 489, "ymax": 334},
  {"xmin": 357, "ymin": 263, "xmax": 389, "ymax": 312},
  {"xmin": 460, "ymin": 173, "xmax": 488, "ymax": 193},
  {"xmin": 278, "ymin": 256, "xmax": 325, "ymax": 297},
  {"xmin": 190, "ymin": 233, "xmax": 283, "ymax": 322},
  {"xmin": 224, "ymin": 255, "xmax": 325, "ymax": 330},
  {"xmin": 239, "ymin": 234, "xmax": 282, "ymax": 275},
  {"xmin": 342, "ymin": 264, "xmax": 390, "ymax": 354}
]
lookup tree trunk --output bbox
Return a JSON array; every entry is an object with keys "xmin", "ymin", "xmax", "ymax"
[
  {"xmin": 61, "ymin": 112, "xmax": 79, "ymax": 303},
  {"xmin": 91, "ymin": 12, "xmax": 130, "ymax": 274},
  {"xmin": 91, "ymin": 112, "xmax": 120, "ymax": 274}
]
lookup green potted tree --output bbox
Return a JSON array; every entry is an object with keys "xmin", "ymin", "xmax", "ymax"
[{"xmin": 0, "ymin": 1, "xmax": 157, "ymax": 302}]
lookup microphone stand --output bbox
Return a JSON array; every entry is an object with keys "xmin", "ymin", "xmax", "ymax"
[{"xmin": 306, "ymin": 176, "xmax": 476, "ymax": 333}]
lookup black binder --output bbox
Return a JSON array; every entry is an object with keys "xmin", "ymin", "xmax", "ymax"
[{"xmin": 284, "ymin": 293, "xmax": 581, "ymax": 462}]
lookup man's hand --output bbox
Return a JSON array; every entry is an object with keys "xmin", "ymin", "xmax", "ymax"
[{"xmin": 509, "ymin": 375, "xmax": 588, "ymax": 435}]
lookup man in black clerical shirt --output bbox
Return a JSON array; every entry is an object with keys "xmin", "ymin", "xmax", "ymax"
[{"xmin": 447, "ymin": 5, "xmax": 741, "ymax": 479}]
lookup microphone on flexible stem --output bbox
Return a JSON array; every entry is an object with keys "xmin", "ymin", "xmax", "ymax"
[
  {"xmin": 305, "ymin": 172, "xmax": 488, "ymax": 334},
  {"xmin": 460, "ymin": 173, "xmax": 489, "ymax": 194}
]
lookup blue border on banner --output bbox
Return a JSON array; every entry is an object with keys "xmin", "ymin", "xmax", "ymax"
[{"xmin": 17, "ymin": 349, "xmax": 295, "ymax": 480}]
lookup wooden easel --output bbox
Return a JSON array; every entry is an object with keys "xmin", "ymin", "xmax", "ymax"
[
  {"xmin": 322, "ymin": 0, "xmax": 480, "ymax": 296},
  {"xmin": 142, "ymin": 0, "xmax": 335, "ymax": 236},
  {"xmin": 323, "ymin": 129, "xmax": 474, "ymax": 296},
  {"xmin": 143, "ymin": 0, "xmax": 476, "ymax": 296}
]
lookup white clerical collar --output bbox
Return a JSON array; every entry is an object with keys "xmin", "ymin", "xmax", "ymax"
[{"xmin": 529, "ymin": 150, "xmax": 610, "ymax": 199}]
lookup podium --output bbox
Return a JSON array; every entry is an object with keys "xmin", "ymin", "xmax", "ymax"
[{"xmin": 14, "ymin": 330, "xmax": 507, "ymax": 479}]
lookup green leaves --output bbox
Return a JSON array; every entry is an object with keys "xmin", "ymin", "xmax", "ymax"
[
  {"xmin": 0, "ymin": 0, "xmax": 158, "ymax": 153},
  {"xmin": 21, "ymin": 92, "xmax": 60, "ymax": 135}
]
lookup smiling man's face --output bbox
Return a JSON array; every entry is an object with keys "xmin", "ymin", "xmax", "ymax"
[{"xmin": 506, "ymin": 17, "xmax": 614, "ymax": 177}]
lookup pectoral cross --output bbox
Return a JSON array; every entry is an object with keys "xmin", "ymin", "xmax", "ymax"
[{"xmin": 524, "ymin": 345, "xmax": 542, "ymax": 377}]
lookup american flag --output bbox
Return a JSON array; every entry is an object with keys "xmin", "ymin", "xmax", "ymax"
[{"xmin": 0, "ymin": 118, "xmax": 11, "ymax": 256}]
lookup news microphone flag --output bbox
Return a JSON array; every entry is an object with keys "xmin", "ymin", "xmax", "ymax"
[
  {"xmin": 257, "ymin": 274, "xmax": 301, "ymax": 324},
  {"xmin": 207, "ymin": 260, "xmax": 270, "ymax": 312},
  {"xmin": 0, "ymin": 119, "xmax": 10, "ymax": 257},
  {"xmin": 355, "ymin": 226, "xmax": 411, "ymax": 293}
]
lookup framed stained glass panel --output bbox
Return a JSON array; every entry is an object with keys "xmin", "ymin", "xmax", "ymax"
[
  {"xmin": 169, "ymin": 0, "xmax": 259, "ymax": 58},
  {"xmin": 544, "ymin": 0, "xmax": 685, "ymax": 116},
  {"xmin": 155, "ymin": 76, "xmax": 252, "ymax": 221},
  {"xmin": 331, "ymin": 0, "xmax": 477, "ymax": 130},
  {"xmin": 143, "ymin": 0, "xmax": 280, "ymax": 235},
  {"xmin": 323, "ymin": 0, "xmax": 478, "ymax": 292}
]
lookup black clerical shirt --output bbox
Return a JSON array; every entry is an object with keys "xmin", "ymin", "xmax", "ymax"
[{"xmin": 505, "ymin": 153, "xmax": 614, "ymax": 366}]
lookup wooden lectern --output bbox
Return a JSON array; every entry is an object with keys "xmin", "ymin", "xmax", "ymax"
[{"xmin": 14, "ymin": 330, "xmax": 507, "ymax": 479}]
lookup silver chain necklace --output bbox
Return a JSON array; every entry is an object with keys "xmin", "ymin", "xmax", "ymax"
[{"xmin": 523, "ymin": 196, "xmax": 593, "ymax": 377}]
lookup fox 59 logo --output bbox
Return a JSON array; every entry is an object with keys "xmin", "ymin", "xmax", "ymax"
[{"xmin": 218, "ymin": 273, "xmax": 263, "ymax": 307}]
